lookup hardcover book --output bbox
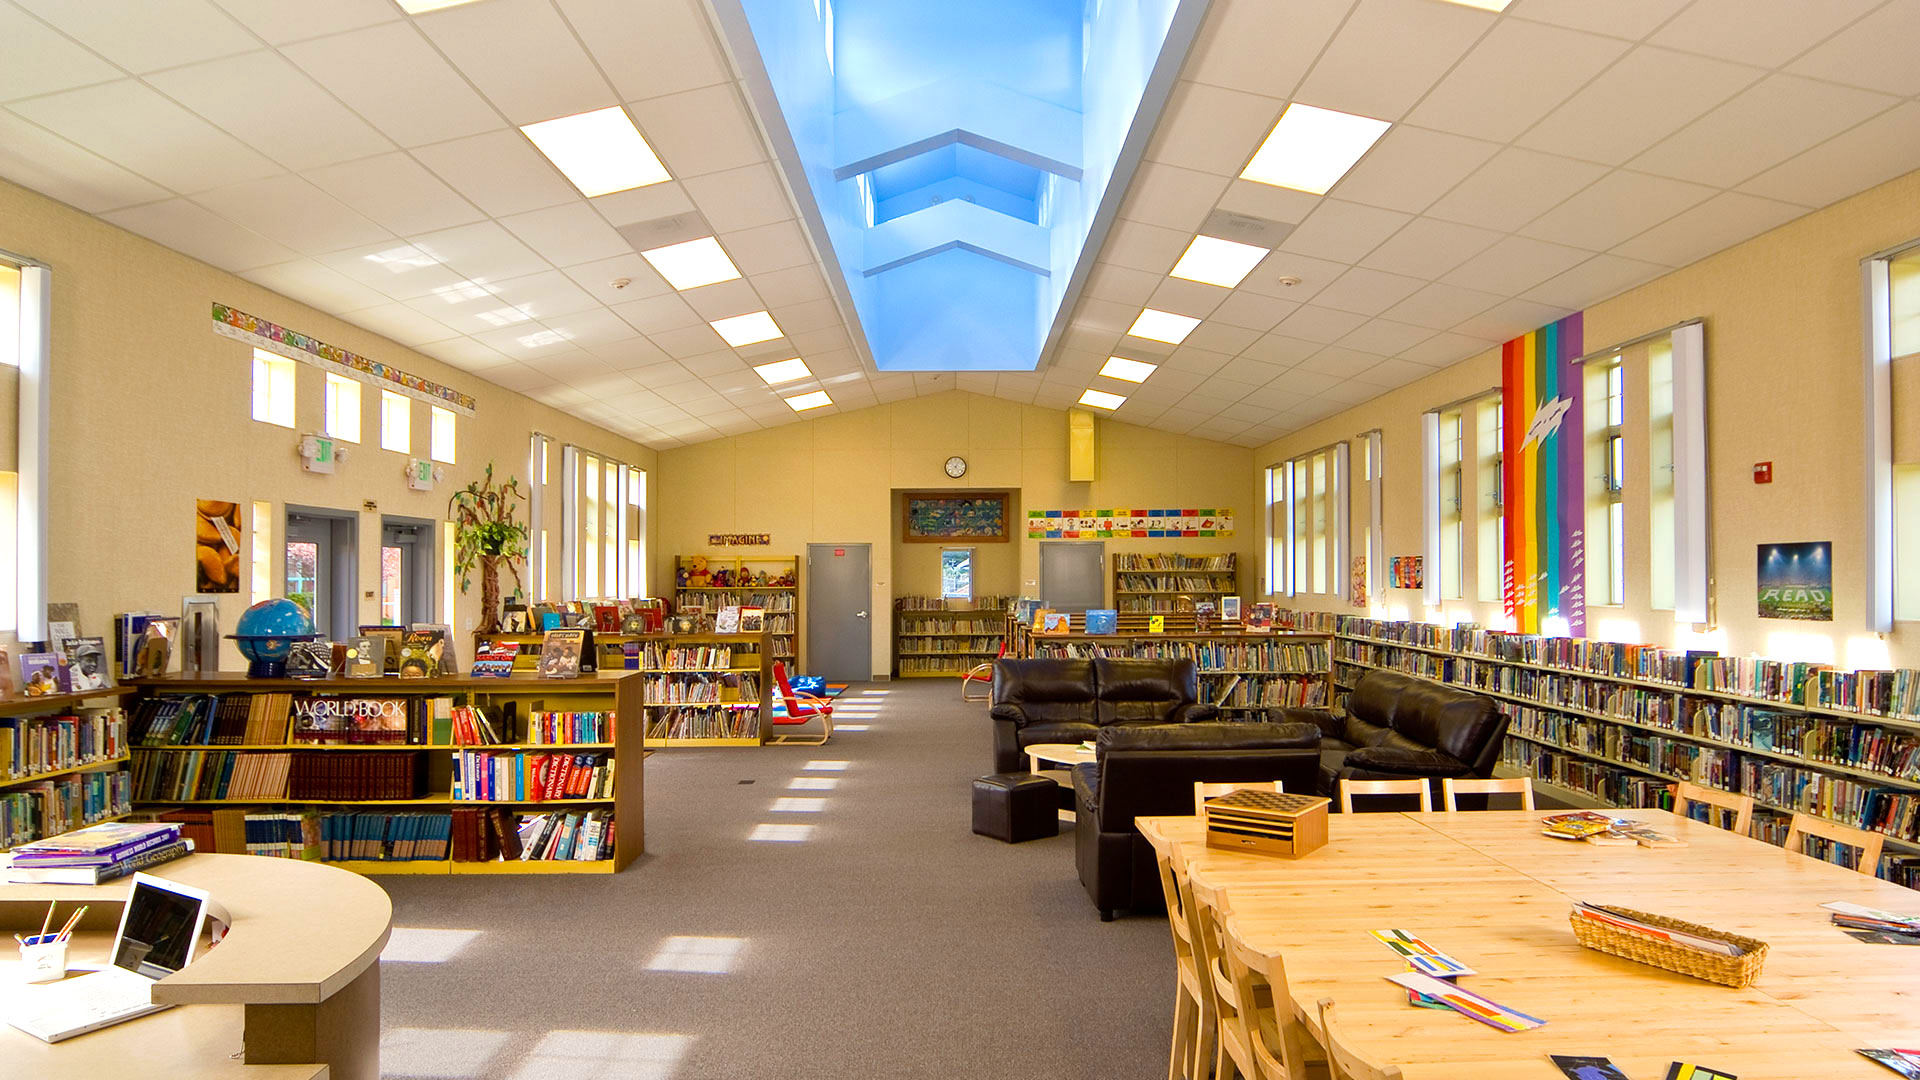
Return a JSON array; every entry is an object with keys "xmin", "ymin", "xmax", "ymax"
[
  {"xmin": 20, "ymin": 652, "xmax": 68, "ymax": 696},
  {"xmin": 344, "ymin": 636, "xmax": 387, "ymax": 678},
  {"xmin": 739, "ymin": 606, "xmax": 765, "ymax": 634},
  {"xmin": 1084, "ymin": 609, "xmax": 1118, "ymax": 635},
  {"xmin": 64, "ymin": 637, "xmax": 109, "ymax": 691},
  {"xmin": 397, "ymin": 628, "xmax": 446, "ymax": 678},
  {"xmin": 714, "ymin": 605, "xmax": 741, "ymax": 634},
  {"xmin": 1221, "ymin": 596, "xmax": 1242, "ymax": 623},
  {"xmin": 471, "ymin": 640, "xmax": 519, "ymax": 678},
  {"xmin": 357, "ymin": 625, "xmax": 404, "ymax": 675},
  {"xmin": 538, "ymin": 629, "xmax": 585, "ymax": 679}
]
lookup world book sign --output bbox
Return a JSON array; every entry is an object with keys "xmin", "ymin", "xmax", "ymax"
[{"xmin": 708, "ymin": 533, "xmax": 771, "ymax": 546}]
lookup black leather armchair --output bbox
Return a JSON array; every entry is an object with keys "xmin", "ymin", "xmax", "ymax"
[
  {"xmin": 990, "ymin": 657, "xmax": 1217, "ymax": 773},
  {"xmin": 1070, "ymin": 721, "xmax": 1320, "ymax": 920},
  {"xmin": 1276, "ymin": 669, "xmax": 1509, "ymax": 798}
]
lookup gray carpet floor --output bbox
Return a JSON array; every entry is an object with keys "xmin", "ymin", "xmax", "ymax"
[{"xmin": 373, "ymin": 680, "xmax": 1172, "ymax": 1080}]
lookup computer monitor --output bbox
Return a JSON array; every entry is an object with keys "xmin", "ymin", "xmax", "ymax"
[{"xmin": 109, "ymin": 873, "xmax": 210, "ymax": 981}]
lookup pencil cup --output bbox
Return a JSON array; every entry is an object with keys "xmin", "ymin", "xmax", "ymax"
[{"xmin": 19, "ymin": 938, "xmax": 67, "ymax": 983}]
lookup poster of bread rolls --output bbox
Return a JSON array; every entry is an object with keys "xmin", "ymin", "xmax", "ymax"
[{"xmin": 196, "ymin": 499, "xmax": 241, "ymax": 593}]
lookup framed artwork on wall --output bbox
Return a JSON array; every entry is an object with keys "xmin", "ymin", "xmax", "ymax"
[{"xmin": 902, "ymin": 492, "xmax": 1010, "ymax": 543}]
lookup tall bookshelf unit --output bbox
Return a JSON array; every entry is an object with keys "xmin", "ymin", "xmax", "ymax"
[
  {"xmin": 1307, "ymin": 610, "xmax": 1920, "ymax": 888},
  {"xmin": 0, "ymin": 686, "xmax": 135, "ymax": 851},
  {"xmin": 126, "ymin": 672, "xmax": 642, "ymax": 876},
  {"xmin": 1009, "ymin": 618, "xmax": 1331, "ymax": 712},
  {"xmin": 893, "ymin": 596, "xmax": 1011, "ymax": 678},
  {"xmin": 1112, "ymin": 553, "xmax": 1238, "ymax": 614},
  {"xmin": 638, "ymin": 631, "xmax": 770, "ymax": 747},
  {"xmin": 673, "ymin": 554, "xmax": 800, "ymax": 671}
]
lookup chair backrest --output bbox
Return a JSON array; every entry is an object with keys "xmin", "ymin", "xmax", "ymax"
[
  {"xmin": 1153, "ymin": 840, "xmax": 1201, "ymax": 973},
  {"xmin": 991, "ymin": 658, "xmax": 1099, "ymax": 725},
  {"xmin": 1316, "ymin": 998, "xmax": 1404, "ymax": 1080},
  {"xmin": 1094, "ymin": 724, "xmax": 1319, "ymax": 831},
  {"xmin": 1440, "ymin": 776, "xmax": 1534, "ymax": 811},
  {"xmin": 1220, "ymin": 913, "xmax": 1309, "ymax": 1079},
  {"xmin": 1785, "ymin": 812, "xmax": 1884, "ymax": 874},
  {"xmin": 1094, "ymin": 657, "xmax": 1199, "ymax": 724},
  {"xmin": 1194, "ymin": 780, "xmax": 1283, "ymax": 817},
  {"xmin": 1672, "ymin": 781, "xmax": 1753, "ymax": 836},
  {"xmin": 772, "ymin": 661, "xmax": 799, "ymax": 704},
  {"xmin": 1339, "ymin": 777, "xmax": 1431, "ymax": 813},
  {"xmin": 1188, "ymin": 878, "xmax": 1253, "ymax": 1078}
]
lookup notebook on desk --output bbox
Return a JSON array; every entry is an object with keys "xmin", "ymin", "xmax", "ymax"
[{"xmin": 7, "ymin": 873, "xmax": 211, "ymax": 1043}]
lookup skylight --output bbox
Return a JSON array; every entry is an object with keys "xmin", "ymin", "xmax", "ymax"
[
  {"xmin": 1170, "ymin": 235, "xmax": 1270, "ymax": 289},
  {"xmin": 1240, "ymin": 103, "xmax": 1390, "ymax": 195},
  {"xmin": 520, "ymin": 106, "xmax": 671, "ymax": 198}
]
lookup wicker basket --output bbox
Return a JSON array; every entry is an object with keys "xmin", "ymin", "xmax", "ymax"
[{"xmin": 1569, "ymin": 907, "xmax": 1769, "ymax": 988}]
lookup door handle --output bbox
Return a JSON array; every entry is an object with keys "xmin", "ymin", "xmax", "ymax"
[{"xmin": 855, "ymin": 610, "xmax": 868, "ymax": 618}]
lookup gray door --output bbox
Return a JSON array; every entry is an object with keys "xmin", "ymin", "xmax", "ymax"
[
  {"xmin": 285, "ymin": 507, "xmax": 358, "ymax": 640},
  {"xmin": 1040, "ymin": 541, "xmax": 1106, "ymax": 613},
  {"xmin": 807, "ymin": 543, "xmax": 872, "ymax": 681}
]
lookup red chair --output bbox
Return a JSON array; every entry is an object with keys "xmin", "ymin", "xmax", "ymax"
[
  {"xmin": 961, "ymin": 643, "xmax": 1007, "ymax": 703},
  {"xmin": 770, "ymin": 661, "xmax": 833, "ymax": 745}
]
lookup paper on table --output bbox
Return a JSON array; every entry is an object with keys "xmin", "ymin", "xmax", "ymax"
[
  {"xmin": 1824, "ymin": 901, "xmax": 1920, "ymax": 926},
  {"xmin": 1573, "ymin": 902, "xmax": 1743, "ymax": 957},
  {"xmin": 1370, "ymin": 929, "xmax": 1476, "ymax": 977},
  {"xmin": 1384, "ymin": 971, "xmax": 1546, "ymax": 1032}
]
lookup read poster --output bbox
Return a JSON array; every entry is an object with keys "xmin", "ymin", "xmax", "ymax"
[{"xmin": 1757, "ymin": 541, "xmax": 1831, "ymax": 621}]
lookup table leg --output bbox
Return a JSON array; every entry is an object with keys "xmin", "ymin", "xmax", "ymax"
[{"xmin": 244, "ymin": 960, "xmax": 380, "ymax": 1080}]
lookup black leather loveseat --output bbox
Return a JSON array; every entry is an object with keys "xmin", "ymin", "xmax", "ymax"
[
  {"xmin": 989, "ymin": 657, "xmax": 1218, "ymax": 773},
  {"xmin": 1276, "ymin": 669, "xmax": 1509, "ymax": 797},
  {"xmin": 1071, "ymin": 722, "xmax": 1320, "ymax": 920}
]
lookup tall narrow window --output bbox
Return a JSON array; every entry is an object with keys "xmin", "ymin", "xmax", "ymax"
[
  {"xmin": 1265, "ymin": 464, "xmax": 1285, "ymax": 595},
  {"xmin": 1310, "ymin": 453, "xmax": 1328, "ymax": 594},
  {"xmin": 529, "ymin": 433, "xmax": 550, "ymax": 602},
  {"xmin": 629, "ymin": 467, "xmax": 647, "ymax": 598},
  {"xmin": 1291, "ymin": 458, "xmax": 1309, "ymax": 594},
  {"xmin": 583, "ymin": 453, "xmax": 600, "ymax": 598},
  {"xmin": 1649, "ymin": 338, "xmax": 1676, "ymax": 610},
  {"xmin": 1885, "ymin": 246, "xmax": 1920, "ymax": 623},
  {"xmin": 1438, "ymin": 409, "xmax": 1464, "ymax": 600},
  {"xmin": 250, "ymin": 500, "xmax": 273, "ymax": 605},
  {"xmin": 324, "ymin": 374, "xmax": 361, "ymax": 443},
  {"xmin": 941, "ymin": 548, "xmax": 974, "ymax": 602},
  {"xmin": 252, "ymin": 349, "xmax": 295, "ymax": 428},
  {"xmin": 604, "ymin": 460, "xmax": 620, "ymax": 597},
  {"xmin": 381, "ymin": 391, "xmax": 411, "ymax": 453},
  {"xmin": 1586, "ymin": 355, "xmax": 1626, "ymax": 607},
  {"xmin": 0, "ymin": 263, "xmax": 18, "ymax": 369},
  {"xmin": 441, "ymin": 521, "xmax": 456, "ymax": 624},
  {"xmin": 430, "ymin": 406, "xmax": 456, "ymax": 464},
  {"xmin": 1475, "ymin": 399, "xmax": 1504, "ymax": 603}
]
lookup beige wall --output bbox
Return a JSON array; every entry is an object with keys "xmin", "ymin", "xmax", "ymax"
[
  {"xmin": 0, "ymin": 176, "xmax": 655, "ymax": 666},
  {"xmin": 656, "ymin": 389, "xmax": 1259, "ymax": 674},
  {"xmin": 1256, "ymin": 165, "xmax": 1920, "ymax": 671}
]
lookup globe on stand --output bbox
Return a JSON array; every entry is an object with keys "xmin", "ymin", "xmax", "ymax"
[{"xmin": 229, "ymin": 598, "xmax": 319, "ymax": 679}]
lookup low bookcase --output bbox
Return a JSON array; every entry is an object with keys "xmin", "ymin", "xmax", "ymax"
[
  {"xmin": 672, "ymin": 553, "xmax": 800, "ymax": 670},
  {"xmin": 893, "ymin": 596, "xmax": 1010, "ymax": 678},
  {"xmin": 0, "ymin": 685, "xmax": 135, "ymax": 853},
  {"xmin": 637, "ymin": 631, "xmax": 771, "ymax": 747},
  {"xmin": 1008, "ymin": 618, "xmax": 1333, "ymax": 714},
  {"xmin": 472, "ymin": 631, "xmax": 647, "ymax": 673},
  {"xmin": 1112, "ymin": 552, "xmax": 1238, "ymax": 615},
  {"xmin": 125, "ymin": 672, "xmax": 642, "ymax": 876}
]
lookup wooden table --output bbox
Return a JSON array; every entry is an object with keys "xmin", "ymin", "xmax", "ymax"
[
  {"xmin": 1025, "ymin": 743, "xmax": 1094, "ymax": 820},
  {"xmin": 1138, "ymin": 809, "xmax": 1920, "ymax": 1079}
]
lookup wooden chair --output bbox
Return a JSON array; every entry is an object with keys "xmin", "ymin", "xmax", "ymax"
[
  {"xmin": 1671, "ymin": 780, "xmax": 1753, "ymax": 836},
  {"xmin": 1338, "ymin": 778, "xmax": 1431, "ymax": 813},
  {"xmin": 1784, "ymin": 812, "xmax": 1885, "ymax": 875},
  {"xmin": 1194, "ymin": 780, "xmax": 1284, "ymax": 817},
  {"xmin": 1152, "ymin": 840, "xmax": 1214, "ymax": 1080},
  {"xmin": 1219, "ymin": 912, "xmax": 1321, "ymax": 1080},
  {"xmin": 769, "ymin": 661, "xmax": 832, "ymax": 745},
  {"xmin": 1188, "ymin": 878, "xmax": 1261, "ymax": 1080},
  {"xmin": 1439, "ymin": 776, "xmax": 1534, "ymax": 811},
  {"xmin": 1316, "ymin": 998, "xmax": 1402, "ymax": 1080}
]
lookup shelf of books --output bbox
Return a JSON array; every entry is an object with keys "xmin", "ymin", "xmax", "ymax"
[
  {"xmin": 122, "ymin": 672, "xmax": 641, "ymax": 876},
  {"xmin": 638, "ymin": 632, "xmax": 770, "ymax": 747},
  {"xmin": 472, "ymin": 631, "xmax": 647, "ymax": 674},
  {"xmin": 1112, "ymin": 553, "xmax": 1237, "ymax": 614},
  {"xmin": 673, "ymin": 554, "xmax": 799, "ymax": 670},
  {"xmin": 0, "ymin": 686, "xmax": 136, "ymax": 852},
  {"xmin": 1297, "ymin": 608, "xmax": 1920, "ymax": 889},
  {"xmin": 893, "ymin": 595, "xmax": 1012, "ymax": 678},
  {"xmin": 1009, "ymin": 614, "xmax": 1331, "ymax": 713}
]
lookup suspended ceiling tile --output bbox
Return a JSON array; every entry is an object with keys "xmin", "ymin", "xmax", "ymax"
[
  {"xmin": 770, "ymin": 297, "xmax": 842, "ymax": 336},
  {"xmin": 472, "ymin": 324, "xmax": 587, "ymax": 361},
  {"xmin": 418, "ymin": 337, "xmax": 514, "ymax": 372},
  {"xmin": 1521, "ymin": 252, "xmax": 1670, "ymax": 310},
  {"xmin": 1240, "ymin": 333, "xmax": 1321, "ymax": 367},
  {"xmin": 1405, "ymin": 18, "xmax": 1628, "ymax": 143},
  {"xmin": 612, "ymin": 292, "xmax": 703, "ymax": 335},
  {"xmin": 1310, "ymin": 267, "xmax": 1427, "ymax": 318},
  {"xmin": 1278, "ymin": 199, "xmax": 1410, "ymax": 264},
  {"xmin": 1214, "ymin": 178, "xmax": 1323, "ymax": 225},
  {"xmin": 1298, "ymin": 346, "xmax": 1378, "ymax": 378},
  {"xmin": 484, "ymin": 269, "xmax": 600, "ymax": 320},
  {"xmin": 590, "ymin": 179, "xmax": 697, "ymax": 227},
  {"xmin": 651, "ymin": 324, "xmax": 734, "ymax": 360},
  {"xmin": 1518, "ymin": 169, "xmax": 1716, "ymax": 252},
  {"xmin": 1099, "ymin": 218, "xmax": 1196, "ymax": 275},
  {"xmin": 717, "ymin": 219, "xmax": 814, "ymax": 276},
  {"xmin": 242, "ymin": 258, "xmax": 391, "ymax": 312},
  {"xmin": 1505, "ymin": 0, "xmax": 1688, "ymax": 40},
  {"xmin": 318, "ymin": 239, "xmax": 474, "ymax": 300},
  {"xmin": 0, "ymin": 4, "xmax": 122, "ymax": 102},
  {"xmin": 1351, "ymin": 355, "xmax": 1429, "ymax": 387},
  {"xmin": 1210, "ymin": 292, "xmax": 1301, "ymax": 333},
  {"xmin": 1629, "ymin": 73, "xmax": 1897, "ymax": 189},
  {"xmin": 307, "ymin": 152, "xmax": 486, "ymax": 236},
  {"xmin": 281, "ymin": 23, "xmax": 503, "ymax": 148},
  {"xmin": 411, "ymin": 129, "xmax": 579, "ymax": 217},
  {"xmin": 1267, "ymin": 367, "xmax": 1342, "ymax": 395},
  {"xmin": 557, "ymin": 0, "xmax": 731, "ymax": 103},
  {"xmin": 194, "ymin": 174, "xmax": 391, "ymax": 254},
  {"xmin": 679, "ymin": 279, "xmax": 766, "ymax": 321},
  {"xmin": 1147, "ymin": 278, "xmax": 1230, "ymax": 321},
  {"xmin": 1337, "ymin": 318, "xmax": 1436, "ymax": 357},
  {"xmin": 15, "ymin": 0, "xmax": 257, "ymax": 73},
  {"xmin": 1398, "ymin": 330, "xmax": 1494, "ymax": 367},
  {"xmin": 0, "ymin": 110, "xmax": 168, "ymax": 213},
  {"xmin": 147, "ymin": 51, "xmax": 394, "ymax": 172},
  {"xmin": 1737, "ymin": 101, "xmax": 1920, "ymax": 210},
  {"xmin": 413, "ymin": 0, "xmax": 616, "ymax": 126},
  {"xmin": 1516, "ymin": 46, "xmax": 1763, "ymax": 167},
  {"xmin": 1237, "ymin": 250, "xmax": 1350, "ymax": 303},
  {"xmin": 1442, "ymin": 234, "xmax": 1590, "ymax": 296},
  {"xmin": 1787, "ymin": 1, "xmax": 1920, "ymax": 96},
  {"xmin": 1119, "ymin": 161, "xmax": 1233, "ymax": 233},
  {"xmin": 10, "ymin": 79, "xmax": 283, "ymax": 193},
  {"xmin": 403, "ymin": 291, "xmax": 530, "ymax": 336},
  {"xmin": 1183, "ymin": 0, "xmax": 1351, "ymax": 99},
  {"xmin": 1160, "ymin": 346, "xmax": 1232, "ymax": 375},
  {"xmin": 1425, "ymin": 146, "xmax": 1608, "ymax": 233},
  {"xmin": 103, "ymin": 197, "xmax": 295, "ymax": 272},
  {"xmin": 586, "ymin": 335, "xmax": 672, "ymax": 371},
  {"xmin": 1359, "ymin": 216, "xmax": 1503, "ymax": 280},
  {"xmin": 1293, "ymin": 0, "xmax": 1494, "ymax": 121},
  {"xmin": 627, "ymin": 83, "xmax": 767, "ymax": 180},
  {"xmin": 1274, "ymin": 305, "xmax": 1369, "ymax": 345},
  {"xmin": 498, "ymin": 202, "xmax": 633, "ymax": 268},
  {"xmin": 682, "ymin": 162, "xmax": 794, "ymax": 233},
  {"xmin": 1330, "ymin": 125, "xmax": 1501, "ymax": 215},
  {"xmin": 1648, "ymin": 0, "xmax": 1882, "ymax": 69},
  {"xmin": 1142, "ymin": 80, "xmax": 1283, "ymax": 179},
  {"xmin": 1609, "ymin": 190, "xmax": 1805, "ymax": 267},
  {"xmin": 1452, "ymin": 297, "xmax": 1573, "ymax": 342},
  {"xmin": 339, "ymin": 301, "xmax": 460, "ymax": 348},
  {"xmin": 209, "ymin": 0, "xmax": 396, "ymax": 44},
  {"xmin": 410, "ymin": 220, "xmax": 550, "ymax": 284},
  {"xmin": 1180, "ymin": 321, "xmax": 1262, "ymax": 355},
  {"xmin": 1381, "ymin": 281, "xmax": 1504, "ymax": 331}
]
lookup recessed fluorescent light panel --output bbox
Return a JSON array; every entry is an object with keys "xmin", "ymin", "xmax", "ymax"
[
  {"xmin": 520, "ymin": 106, "xmax": 671, "ymax": 198},
  {"xmin": 753, "ymin": 357, "xmax": 812, "ymax": 385},
  {"xmin": 1241, "ymin": 103, "xmax": 1391, "ymax": 195},
  {"xmin": 393, "ymin": 0, "xmax": 486, "ymax": 11},
  {"xmin": 785, "ymin": 390, "xmax": 832, "ymax": 411},
  {"xmin": 1171, "ymin": 235, "xmax": 1271, "ymax": 289},
  {"xmin": 1098, "ymin": 357, "xmax": 1158, "ymax": 383},
  {"xmin": 1126, "ymin": 309, "xmax": 1201, "ymax": 345},
  {"xmin": 710, "ymin": 311, "xmax": 784, "ymax": 348},
  {"xmin": 1438, "ymin": 0, "xmax": 1513, "ymax": 8},
  {"xmin": 1079, "ymin": 389, "xmax": 1126, "ymax": 410},
  {"xmin": 640, "ymin": 237, "xmax": 741, "ymax": 291}
]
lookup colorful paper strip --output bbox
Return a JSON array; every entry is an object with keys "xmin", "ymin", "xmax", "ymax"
[{"xmin": 1384, "ymin": 971, "xmax": 1546, "ymax": 1032}]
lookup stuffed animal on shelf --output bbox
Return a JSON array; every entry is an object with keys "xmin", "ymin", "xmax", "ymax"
[
  {"xmin": 710, "ymin": 566, "xmax": 733, "ymax": 588},
  {"xmin": 772, "ymin": 569, "xmax": 796, "ymax": 587},
  {"xmin": 686, "ymin": 554, "xmax": 711, "ymax": 588}
]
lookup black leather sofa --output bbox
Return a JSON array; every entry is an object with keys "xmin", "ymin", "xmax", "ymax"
[
  {"xmin": 989, "ymin": 657, "xmax": 1218, "ymax": 774},
  {"xmin": 1070, "ymin": 721, "xmax": 1320, "ymax": 920},
  {"xmin": 1277, "ymin": 669, "xmax": 1509, "ymax": 797}
]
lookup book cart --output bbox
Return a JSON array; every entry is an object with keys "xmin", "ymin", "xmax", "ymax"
[
  {"xmin": 1008, "ymin": 614, "xmax": 1333, "ymax": 714},
  {"xmin": 1305, "ymin": 609, "xmax": 1920, "ymax": 889},
  {"xmin": 0, "ymin": 686, "xmax": 135, "ymax": 852},
  {"xmin": 125, "ymin": 672, "xmax": 641, "ymax": 876}
]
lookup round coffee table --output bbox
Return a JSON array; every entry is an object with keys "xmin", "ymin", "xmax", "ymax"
[{"xmin": 1025, "ymin": 742, "xmax": 1095, "ymax": 821}]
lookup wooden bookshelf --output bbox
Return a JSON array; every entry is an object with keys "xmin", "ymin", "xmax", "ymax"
[
  {"xmin": 892, "ymin": 596, "xmax": 1011, "ymax": 678},
  {"xmin": 473, "ymin": 630, "xmax": 643, "ymax": 674},
  {"xmin": 0, "ymin": 687, "xmax": 133, "ymax": 852},
  {"xmin": 673, "ymin": 554, "xmax": 800, "ymax": 670},
  {"xmin": 637, "ymin": 631, "xmax": 770, "ymax": 746},
  {"xmin": 1008, "ymin": 619, "xmax": 1332, "ymax": 712},
  {"xmin": 1111, "ymin": 553, "xmax": 1238, "ymax": 614},
  {"xmin": 1308, "ymin": 609, "xmax": 1920, "ymax": 889},
  {"xmin": 125, "ymin": 672, "xmax": 642, "ymax": 876}
]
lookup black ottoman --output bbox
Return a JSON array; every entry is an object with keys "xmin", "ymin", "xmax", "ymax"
[{"xmin": 972, "ymin": 773, "xmax": 1059, "ymax": 843}]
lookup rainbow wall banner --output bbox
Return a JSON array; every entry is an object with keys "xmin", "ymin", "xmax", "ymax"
[{"xmin": 1501, "ymin": 313, "xmax": 1585, "ymax": 636}]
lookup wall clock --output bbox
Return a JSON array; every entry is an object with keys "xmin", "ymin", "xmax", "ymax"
[{"xmin": 945, "ymin": 455, "xmax": 968, "ymax": 479}]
